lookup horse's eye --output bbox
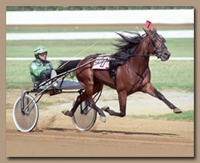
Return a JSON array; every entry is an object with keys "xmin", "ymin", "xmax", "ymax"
[{"xmin": 161, "ymin": 44, "xmax": 165, "ymax": 49}]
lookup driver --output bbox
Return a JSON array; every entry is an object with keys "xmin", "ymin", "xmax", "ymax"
[{"xmin": 30, "ymin": 45, "xmax": 83, "ymax": 90}]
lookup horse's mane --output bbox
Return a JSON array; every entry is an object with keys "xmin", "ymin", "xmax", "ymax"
[
  {"xmin": 109, "ymin": 32, "xmax": 144, "ymax": 78},
  {"xmin": 114, "ymin": 31, "xmax": 144, "ymax": 56}
]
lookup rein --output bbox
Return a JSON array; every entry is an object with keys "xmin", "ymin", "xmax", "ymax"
[{"xmin": 57, "ymin": 36, "xmax": 105, "ymax": 71}]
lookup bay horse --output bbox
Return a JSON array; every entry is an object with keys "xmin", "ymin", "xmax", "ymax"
[{"xmin": 57, "ymin": 27, "xmax": 182, "ymax": 122}]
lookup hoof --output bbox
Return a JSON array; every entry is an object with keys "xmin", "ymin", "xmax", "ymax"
[
  {"xmin": 173, "ymin": 108, "xmax": 182, "ymax": 114},
  {"xmin": 101, "ymin": 106, "xmax": 109, "ymax": 112},
  {"xmin": 100, "ymin": 116, "xmax": 106, "ymax": 123},
  {"xmin": 62, "ymin": 110, "xmax": 73, "ymax": 117}
]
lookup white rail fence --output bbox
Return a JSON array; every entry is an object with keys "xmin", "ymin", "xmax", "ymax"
[
  {"xmin": 6, "ymin": 10, "xmax": 194, "ymax": 25},
  {"xmin": 6, "ymin": 30, "xmax": 194, "ymax": 40}
]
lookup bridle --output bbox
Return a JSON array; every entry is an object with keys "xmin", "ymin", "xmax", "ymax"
[{"xmin": 146, "ymin": 30, "xmax": 167, "ymax": 59}]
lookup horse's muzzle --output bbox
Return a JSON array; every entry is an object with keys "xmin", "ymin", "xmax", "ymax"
[{"xmin": 160, "ymin": 52, "xmax": 170, "ymax": 61}]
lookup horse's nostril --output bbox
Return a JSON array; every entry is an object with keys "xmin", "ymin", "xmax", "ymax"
[
  {"xmin": 164, "ymin": 53, "xmax": 170, "ymax": 58},
  {"xmin": 161, "ymin": 53, "xmax": 170, "ymax": 61}
]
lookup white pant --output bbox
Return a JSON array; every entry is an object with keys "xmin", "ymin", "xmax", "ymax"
[
  {"xmin": 55, "ymin": 80, "xmax": 83, "ymax": 90},
  {"xmin": 39, "ymin": 80, "xmax": 83, "ymax": 90}
]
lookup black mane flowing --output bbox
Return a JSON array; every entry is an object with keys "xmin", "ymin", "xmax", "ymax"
[
  {"xmin": 114, "ymin": 31, "xmax": 143, "ymax": 55},
  {"xmin": 109, "ymin": 32, "xmax": 144, "ymax": 77}
]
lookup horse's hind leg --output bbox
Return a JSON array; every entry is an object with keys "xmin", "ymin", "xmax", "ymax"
[
  {"xmin": 102, "ymin": 90, "xmax": 127, "ymax": 117},
  {"xmin": 63, "ymin": 82, "xmax": 106, "ymax": 122},
  {"xmin": 141, "ymin": 83, "xmax": 182, "ymax": 113},
  {"xmin": 87, "ymin": 83, "xmax": 106, "ymax": 122},
  {"xmin": 89, "ymin": 102, "xmax": 106, "ymax": 122},
  {"xmin": 62, "ymin": 91, "xmax": 87, "ymax": 117}
]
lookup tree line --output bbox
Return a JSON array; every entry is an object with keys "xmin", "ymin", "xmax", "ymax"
[{"xmin": 7, "ymin": 6, "xmax": 193, "ymax": 11}]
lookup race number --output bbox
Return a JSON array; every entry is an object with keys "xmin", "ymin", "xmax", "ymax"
[
  {"xmin": 92, "ymin": 55, "xmax": 110, "ymax": 70},
  {"xmin": 31, "ymin": 64, "xmax": 37, "ymax": 70}
]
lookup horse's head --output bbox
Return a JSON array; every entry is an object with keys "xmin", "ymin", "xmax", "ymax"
[{"xmin": 143, "ymin": 27, "xmax": 171, "ymax": 61}]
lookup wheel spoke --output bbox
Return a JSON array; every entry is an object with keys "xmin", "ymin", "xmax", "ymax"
[
  {"xmin": 72, "ymin": 101, "xmax": 97, "ymax": 131},
  {"xmin": 13, "ymin": 95, "xmax": 39, "ymax": 132}
]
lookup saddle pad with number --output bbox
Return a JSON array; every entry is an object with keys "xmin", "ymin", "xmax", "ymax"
[{"xmin": 92, "ymin": 54, "xmax": 111, "ymax": 70}]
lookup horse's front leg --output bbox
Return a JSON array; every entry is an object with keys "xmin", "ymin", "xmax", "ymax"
[
  {"xmin": 102, "ymin": 90, "xmax": 127, "ymax": 117},
  {"xmin": 141, "ymin": 83, "xmax": 182, "ymax": 113}
]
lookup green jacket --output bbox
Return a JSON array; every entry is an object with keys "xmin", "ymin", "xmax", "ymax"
[{"xmin": 29, "ymin": 59, "xmax": 56, "ymax": 87}]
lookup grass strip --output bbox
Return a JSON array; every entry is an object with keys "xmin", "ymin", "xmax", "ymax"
[{"xmin": 127, "ymin": 110, "xmax": 194, "ymax": 122}]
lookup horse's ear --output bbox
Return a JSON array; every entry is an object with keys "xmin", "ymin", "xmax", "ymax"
[
  {"xmin": 153, "ymin": 27, "xmax": 157, "ymax": 33},
  {"xmin": 143, "ymin": 28, "xmax": 151, "ymax": 36}
]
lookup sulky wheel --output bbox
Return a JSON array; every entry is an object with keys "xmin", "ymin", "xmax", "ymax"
[
  {"xmin": 13, "ymin": 94, "xmax": 39, "ymax": 132},
  {"xmin": 72, "ymin": 100, "xmax": 97, "ymax": 131}
]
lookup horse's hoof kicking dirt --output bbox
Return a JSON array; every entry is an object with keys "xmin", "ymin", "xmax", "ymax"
[{"xmin": 62, "ymin": 110, "xmax": 72, "ymax": 117}]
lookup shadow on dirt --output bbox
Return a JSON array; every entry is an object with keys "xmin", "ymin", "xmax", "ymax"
[
  {"xmin": 46, "ymin": 127, "xmax": 178, "ymax": 137},
  {"xmin": 91, "ymin": 130, "xmax": 178, "ymax": 136}
]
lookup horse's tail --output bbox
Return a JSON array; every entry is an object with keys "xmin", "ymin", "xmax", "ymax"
[{"xmin": 56, "ymin": 60, "xmax": 81, "ymax": 75}]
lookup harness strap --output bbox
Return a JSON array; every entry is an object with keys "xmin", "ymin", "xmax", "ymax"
[
  {"xmin": 112, "ymin": 61, "xmax": 150, "ymax": 88},
  {"xmin": 139, "ymin": 66, "xmax": 150, "ymax": 85},
  {"xmin": 128, "ymin": 62, "xmax": 150, "ymax": 86}
]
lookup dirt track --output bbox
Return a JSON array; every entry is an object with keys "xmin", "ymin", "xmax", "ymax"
[{"xmin": 6, "ymin": 89, "xmax": 194, "ymax": 157}]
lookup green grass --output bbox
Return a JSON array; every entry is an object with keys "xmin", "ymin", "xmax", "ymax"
[
  {"xmin": 127, "ymin": 110, "xmax": 194, "ymax": 122},
  {"xmin": 6, "ymin": 61, "xmax": 34, "ymax": 89},
  {"xmin": 6, "ymin": 39, "xmax": 116, "ymax": 58},
  {"xmin": 6, "ymin": 38, "xmax": 194, "ymax": 58},
  {"xmin": 150, "ymin": 60, "xmax": 194, "ymax": 91},
  {"xmin": 166, "ymin": 38, "xmax": 194, "ymax": 57}
]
